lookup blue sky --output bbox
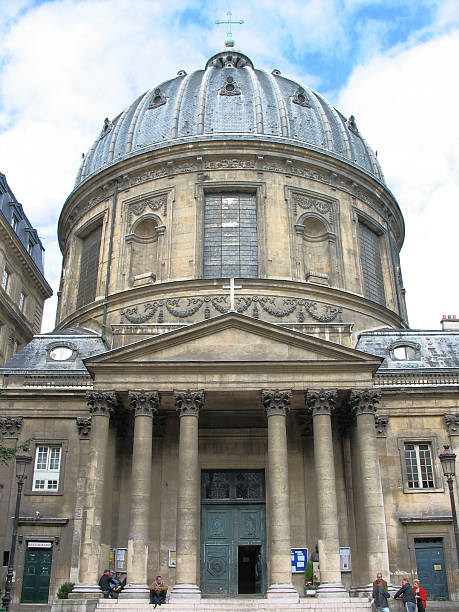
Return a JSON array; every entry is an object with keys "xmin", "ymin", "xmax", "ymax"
[{"xmin": 0, "ymin": 0, "xmax": 458, "ymax": 330}]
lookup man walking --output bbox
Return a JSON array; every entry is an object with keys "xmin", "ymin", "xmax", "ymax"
[{"xmin": 394, "ymin": 578, "xmax": 417, "ymax": 612}]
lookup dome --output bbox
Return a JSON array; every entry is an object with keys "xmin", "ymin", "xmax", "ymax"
[{"xmin": 76, "ymin": 50, "xmax": 384, "ymax": 186}]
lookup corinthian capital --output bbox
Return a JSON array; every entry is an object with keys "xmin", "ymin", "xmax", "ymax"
[
  {"xmin": 129, "ymin": 391, "xmax": 160, "ymax": 417},
  {"xmin": 349, "ymin": 389, "xmax": 381, "ymax": 416},
  {"xmin": 174, "ymin": 389, "xmax": 205, "ymax": 417},
  {"xmin": 261, "ymin": 389, "xmax": 292, "ymax": 417},
  {"xmin": 86, "ymin": 391, "xmax": 118, "ymax": 416},
  {"xmin": 305, "ymin": 389, "xmax": 336, "ymax": 416},
  {"xmin": 0, "ymin": 416, "xmax": 23, "ymax": 437}
]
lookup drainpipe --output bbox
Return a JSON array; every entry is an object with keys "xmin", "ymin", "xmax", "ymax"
[{"xmin": 102, "ymin": 180, "xmax": 118, "ymax": 341}]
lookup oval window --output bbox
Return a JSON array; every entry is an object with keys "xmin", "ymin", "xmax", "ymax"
[{"xmin": 49, "ymin": 346, "xmax": 73, "ymax": 361}]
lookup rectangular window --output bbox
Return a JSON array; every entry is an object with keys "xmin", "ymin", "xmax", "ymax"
[
  {"xmin": 76, "ymin": 224, "xmax": 102, "ymax": 308},
  {"xmin": 404, "ymin": 442, "xmax": 435, "ymax": 489},
  {"xmin": 11, "ymin": 216, "xmax": 19, "ymax": 232},
  {"xmin": 19, "ymin": 292, "xmax": 25, "ymax": 311},
  {"xmin": 358, "ymin": 221, "xmax": 385, "ymax": 305},
  {"xmin": 1, "ymin": 269, "xmax": 9, "ymax": 291},
  {"xmin": 27, "ymin": 241, "xmax": 33, "ymax": 255},
  {"xmin": 32, "ymin": 446, "xmax": 61, "ymax": 492},
  {"xmin": 203, "ymin": 193, "xmax": 258, "ymax": 279}
]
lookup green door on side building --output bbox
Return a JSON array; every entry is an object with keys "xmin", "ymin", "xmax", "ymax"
[
  {"xmin": 201, "ymin": 470, "xmax": 266, "ymax": 597},
  {"xmin": 21, "ymin": 546, "xmax": 53, "ymax": 604}
]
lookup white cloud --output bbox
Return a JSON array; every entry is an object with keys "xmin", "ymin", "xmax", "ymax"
[{"xmin": 337, "ymin": 29, "xmax": 459, "ymax": 328}]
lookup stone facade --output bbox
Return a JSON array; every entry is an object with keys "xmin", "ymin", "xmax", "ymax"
[
  {"xmin": 0, "ymin": 173, "xmax": 52, "ymax": 364},
  {"xmin": 0, "ymin": 48, "xmax": 458, "ymax": 612}
]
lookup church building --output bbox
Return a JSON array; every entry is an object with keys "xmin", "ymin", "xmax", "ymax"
[{"xmin": 0, "ymin": 36, "xmax": 458, "ymax": 612}]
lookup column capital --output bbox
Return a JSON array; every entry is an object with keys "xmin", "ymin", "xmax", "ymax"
[
  {"xmin": 76, "ymin": 416, "xmax": 92, "ymax": 439},
  {"xmin": 174, "ymin": 389, "xmax": 205, "ymax": 417},
  {"xmin": 444, "ymin": 413, "xmax": 459, "ymax": 436},
  {"xmin": 305, "ymin": 389, "xmax": 336, "ymax": 416},
  {"xmin": 348, "ymin": 388, "xmax": 381, "ymax": 416},
  {"xmin": 0, "ymin": 416, "xmax": 23, "ymax": 438},
  {"xmin": 129, "ymin": 390, "xmax": 160, "ymax": 417},
  {"xmin": 86, "ymin": 391, "xmax": 118, "ymax": 416},
  {"xmin": 261, "ymin": 388, "xmax": 292, "ymax": 417}
]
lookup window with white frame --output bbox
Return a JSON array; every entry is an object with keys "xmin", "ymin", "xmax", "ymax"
[
  {"xmin": 404, "ymin": 442, "xmax": 435, "ymax": 489},
  {"xmin": 1, "ymin": 269, "xmax": 9, "ymax": 291},
  {"xmin": 11, "ymin": 215, "xmax": 19, "ymax": 232},
  {"xmin": 18, "ymin": 292, "xmax": 25, "ymax": 311},
  {"xmin": 32, "ymin": 446, "xmax": 61, "ymax": 491}
]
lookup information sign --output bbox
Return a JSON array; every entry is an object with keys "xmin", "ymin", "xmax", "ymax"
[{"xmin": 291, "ymin": 548, "xmax": 308, "ymax": 573}]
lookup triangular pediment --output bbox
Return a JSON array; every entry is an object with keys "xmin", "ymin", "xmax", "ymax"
[{"xmin": 85, "ymin": 312, "xmax": 381, "ymax": 368}]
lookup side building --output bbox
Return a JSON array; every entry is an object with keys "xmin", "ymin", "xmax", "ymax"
[{"xmin": 0, "ymin": 173, "xmax": 52, "ymax": 364}]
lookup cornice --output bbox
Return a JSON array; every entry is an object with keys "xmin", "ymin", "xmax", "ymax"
[{"xmin": 58, "ymin": 141, "xmax": 404, "ymax": 252}]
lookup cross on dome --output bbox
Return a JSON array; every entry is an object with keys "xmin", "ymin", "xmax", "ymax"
[{"xmin": 215, "ymin": 10, "xmax": 244, "ymax": 48}]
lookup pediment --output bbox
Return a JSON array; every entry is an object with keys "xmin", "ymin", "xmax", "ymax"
[{"xmin": 85, "ymin": 313, "xmax": 381, "ymax": 368}]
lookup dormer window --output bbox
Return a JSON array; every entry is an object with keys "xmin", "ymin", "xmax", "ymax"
[
  {"xmin": 11, "ymin": 215, "xmax": 19, "ymax": 232},
  {"xmin": 28, "ymin": 241, "xmax": 33, "ymax": 255},
  {"xmin": 393, "ymin": 345, "xmax": 416, "ymax": 360}
]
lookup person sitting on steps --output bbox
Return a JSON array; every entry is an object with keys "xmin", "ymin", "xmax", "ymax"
[{"xmin": 149, "ymin": 575, "xmax": 167, "ymax": 607}]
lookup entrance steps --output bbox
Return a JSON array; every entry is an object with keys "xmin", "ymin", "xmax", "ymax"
[{"xmin": 95, "ymin": 598, "xmax": 373, "ymax": 612}]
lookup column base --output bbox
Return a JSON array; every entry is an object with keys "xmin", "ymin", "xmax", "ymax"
[
  {"xmin": 317, "ymin": 582, "xmax": 349, "ymax": 598},
  {"xmin": 119, "ymin": 584, "xmax": 150, "ymax": 599},
  {"xmin": 169, "ymin": 583, "xmax": 201, "ymax": 602},
  {"xmin": 68, "ymin": 584, "xmax": 102, "ymax": 599},
  {"xmin": 266, "ymin": 583, "xmax": 299, "ymax": 602}
]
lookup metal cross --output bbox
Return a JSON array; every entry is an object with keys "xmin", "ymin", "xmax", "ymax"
[
  {"xmin": 222, "ymin": 278, "xmax": 242, "ymax": 312},
  {"xmin": 215, "ymin": 10, "xmax": 244, "ymax": 48}
]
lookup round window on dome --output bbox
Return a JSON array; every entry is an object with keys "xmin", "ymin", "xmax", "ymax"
[{"xmin": 49, "ymin": 346, "xmax": 74, "ymax": 361}]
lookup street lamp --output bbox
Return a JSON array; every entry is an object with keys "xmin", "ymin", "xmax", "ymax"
[
  {"xmin": 439, "ymin": 445, "xmax": 459, "ymax": 569},
  {"xmin": 2, "ymin": 453, "xmax": 32, "ymax": 612}
]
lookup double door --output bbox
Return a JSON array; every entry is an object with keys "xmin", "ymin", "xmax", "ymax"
[
  {"xmin": 201, "ymin": 504, "xmax": 266, "ymax": 596},
  {"xmin": 21, "ymin": 547, "xmax": 52, "ymax": 604}
]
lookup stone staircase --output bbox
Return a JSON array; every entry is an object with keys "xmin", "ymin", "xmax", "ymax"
[{"xmin": 95, "ymin": 598, "xmax": 373, "ymax": 612}]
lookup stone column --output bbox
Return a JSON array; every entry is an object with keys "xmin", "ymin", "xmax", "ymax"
[
  {"xmin": 72, "ymin": 391, "xmax": 117, "ymax": 598},
  {"xmin": 350, "ymin": 389, "xmax": 390, "ymax": 586},
  {"xmin": 121, "ymin": 391, "xmax": 159, "ymax": 599},
  {"xmin": 306, "ymin": 389, "xmax": 348, "ymax": 597},
  {"xmin": 169, "ymin": 389, "xmax": 204, "ymax": 603},
  {"xmin": 262, "ymin": 389, "xmax": 299, "ymax": 602}
]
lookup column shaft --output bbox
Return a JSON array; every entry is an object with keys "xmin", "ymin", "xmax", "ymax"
[
  {"xmin": 170, "ymin": 389, "xmax": 203, "ymax": 603},
  {"xmin": 306, "ymin": 389, "xmax": 347, "ymax": 598},
  {"xmin": 262, "ymin": 389, "xmax": 299, "ymax": 602},
  {"xmin": 355, "ymin": 410, "xmax": 390, "ymax": 582}
]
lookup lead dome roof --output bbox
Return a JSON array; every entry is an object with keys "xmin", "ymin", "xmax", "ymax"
[{"xmin": 76, "ymin": 49, "xmax": 384, "ymax": 186}]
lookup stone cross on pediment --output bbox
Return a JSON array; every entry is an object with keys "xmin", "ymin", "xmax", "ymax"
[{"xmin": 222, "ymin": 278, "xmax": 242, "ymax": 311}]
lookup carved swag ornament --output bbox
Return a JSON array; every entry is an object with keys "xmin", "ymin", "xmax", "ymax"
[
  {"xmin": 444, "ymin": 414, "xmax": 459, "ymax": 436},
  {"xmin": 0, "ymin": 416, "xmax": 23, "ymax": 438},
  {"xmin": 76, "ymin": 417, "xmax": 91, "ymax": 439},
  {"xmin": 174, "ymin": 389, "xmax": 205, "ymax": 417},
  {"xmin": 129, "ymin": 391, "xmax": 160, "ymax": 417},
  {"xmin": 261, "ymin": 389, "xmax": 292, "ymax": 417}
]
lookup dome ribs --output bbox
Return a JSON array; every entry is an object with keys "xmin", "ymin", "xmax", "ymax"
[
  {"xmin": 245, "ymin": 66, "xmax": 264, "ymax": 134},
  {"xmin": 127, "ymin": 90, "xmax": 152, "ymax": 153},
  {"xmin": 197, "ymin": 65, "xmax": 215, "ymax": 135},
  {"xmin": 108, "ymin": 106, "xmax": 130, "ymax": 163},
  {"xmin": 269, "ymin": 72, "xmax": 289, "ymax": 138},
  {"xmin": 310, "ymin": 90, "xmax": 333, "ymax": 150},
  {"xmin": 171, "ymin": 72, "xmax": 192, "ymax": 139}
]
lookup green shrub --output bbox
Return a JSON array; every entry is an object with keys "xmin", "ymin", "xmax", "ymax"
[
  {"xmin": 57, "ymin": 582, "xmax": 74, "ymax": 599},
  {"xmin": 304, "ymin": 561, "xmax": 313, "ymax": 584}
]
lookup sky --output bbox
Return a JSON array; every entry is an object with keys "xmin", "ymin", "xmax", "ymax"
[{"xmin": 0, "ymin": 0, "xmax": 458, "ymax": 333}]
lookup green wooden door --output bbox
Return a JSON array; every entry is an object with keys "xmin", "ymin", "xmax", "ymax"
[
  {"xmin": 21, "ymin": 547, "xmax": 53, "ymax": 603},
  {"xmin": 201, "ymin": 504, "xmax": 266, "ymax": 596},
  {"xmin": 415, "ymin": 538, "xmax": 449, "ymax": 600}
]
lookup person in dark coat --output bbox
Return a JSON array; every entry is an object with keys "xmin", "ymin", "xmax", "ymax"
[
  {"xmin": 98, "ymin": 569, "xmax": 114, "ymax": 598},
  {"xmin": 372, "ymin": 576, "xmax": 390, "ymax": 612},
  {"xmin": 394, "ymin": 578, "xmax": 417, "ymax": 612}
]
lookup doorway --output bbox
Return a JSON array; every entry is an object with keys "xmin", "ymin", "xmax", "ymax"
[
  {"xmin": 414, "ymin": 538, "xmax": 449, "ymax": 600},
  {"xmin": 21, "ymin": 545, "xmax": 53, "ymax": 604},
  {"xmin": 238, "ymin": 545, "xmax": 262, "ymax": 594},
  {"xmin": 201, "ymin": 470, "xmax": 266, "ymax": 597}
]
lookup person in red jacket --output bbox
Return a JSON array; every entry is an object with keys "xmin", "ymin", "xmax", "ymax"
[{"xmin": 413, "ymin": 579, "xmax": 427, "ymax": 610}]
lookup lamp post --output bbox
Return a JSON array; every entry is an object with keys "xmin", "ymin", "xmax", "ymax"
[
  {"xmin": 439, "ymin": 445, "xmax": 459, "ymax": 569},
  {"xmin": 2, "ymin": 454, "xmax": 32, "ymax": 612}
]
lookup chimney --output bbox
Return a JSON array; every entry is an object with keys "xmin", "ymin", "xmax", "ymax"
[{"xmin": 441, "ymin": 314, "xmax": 459, "ymax": 331}]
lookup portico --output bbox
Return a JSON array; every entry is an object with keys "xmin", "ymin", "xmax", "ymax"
[{"xmin": 67, "ymin": 312, "xmax": 389, "ymax": 604}]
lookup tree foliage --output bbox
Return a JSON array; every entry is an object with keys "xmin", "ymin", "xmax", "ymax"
[{"xmin": 0, "ymin": 434, "xmax": 33, "ymax": 466}]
